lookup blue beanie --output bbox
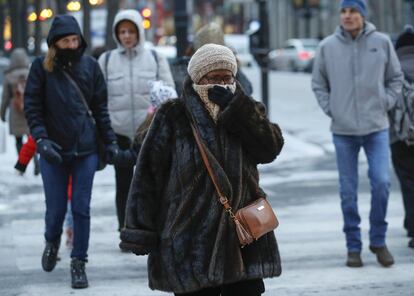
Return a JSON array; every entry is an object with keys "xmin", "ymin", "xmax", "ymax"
[{"xmin": 340, "ymin": 0, "xmax": 367, "ymax": 18}]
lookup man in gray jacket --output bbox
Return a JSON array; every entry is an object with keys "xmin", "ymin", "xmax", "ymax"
[{"xmin": 312, "ymin": 0, "xmax": 403, "ymax": 268}]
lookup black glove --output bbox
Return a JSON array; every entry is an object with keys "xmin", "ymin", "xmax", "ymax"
[
  {"xmin": 105, "ymin": 142, "xmax": 119, "ymax": 165},
  {"xmin": 14, "ymin": 161, "xmax": 27, "ymax": 174},
  {"xmin": 208, "ymin": 85, "xmax": 234, "ymax": 109},
  {"xmin": 36, "ymin": 139, "xmax": 62, "ymax": 164},
  {"xmin": 113, "ymin": 149, "xmax": 137, "ymax": 168},
  {"xmin": 119, "ymin": 241, "xmax": 150, "ymax": 256}
]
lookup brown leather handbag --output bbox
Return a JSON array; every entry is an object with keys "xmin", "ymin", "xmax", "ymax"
[{"xmin": 190, "ymin": 122, "xmax": 279, "ymax": 247}]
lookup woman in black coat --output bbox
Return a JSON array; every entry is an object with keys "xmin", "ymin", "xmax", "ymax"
[
  {"xmin": 390, "ymin": 25, "xmax": 414, "ymax": 249},
  {"xmin": 120, "ymin": 44, "xmax": 284, "ymax": 295},
  {"xmin": 24, "ymin": 15, "xmax": 118, "ymax": 289}
]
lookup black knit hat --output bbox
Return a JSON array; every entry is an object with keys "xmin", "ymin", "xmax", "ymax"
[{"xmin": 396, "ymin": 25, "xmax": 414, "ymax": 50}]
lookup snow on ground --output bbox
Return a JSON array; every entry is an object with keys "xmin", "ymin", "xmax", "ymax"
[{"xmin": 1, "ymin": 71, "xmax": 413, "ymax": 296}]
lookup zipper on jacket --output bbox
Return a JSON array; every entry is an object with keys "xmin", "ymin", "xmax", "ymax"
[{"xmin": 352, "ymin": 41, "xmax": 360, "ymax": 129}]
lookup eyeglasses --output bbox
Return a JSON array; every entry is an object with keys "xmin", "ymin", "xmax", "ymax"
[{"xmin": 202, "ymin": 75, "xmax": 235, "ymax": 85}]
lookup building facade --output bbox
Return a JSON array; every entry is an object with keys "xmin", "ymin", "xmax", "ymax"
[{"xmin": 227, "ymin": 0, "xmax": 413, "ymax": 49}]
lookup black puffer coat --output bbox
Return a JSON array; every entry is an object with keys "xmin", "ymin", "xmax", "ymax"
[
  {"xmin": 121, "ymin": 77, "xmax": 284, "ymax": 294},
  {"xmin": 24, "ymin": 15, "xmax": 116, "ymax": 158}
]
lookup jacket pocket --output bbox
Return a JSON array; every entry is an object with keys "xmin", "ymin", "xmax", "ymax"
[
  {"xmin": 135, "ymin": 71, "xmax": 157, "ymax": 94},
  {"xmin": 107, "ymin": 72, "xmax": 124, "ymax": 96}
]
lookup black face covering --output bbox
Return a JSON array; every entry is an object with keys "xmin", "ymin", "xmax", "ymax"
[{"xmin": 55, "ymin": 47, "xmax": 83, "ymax": 66}]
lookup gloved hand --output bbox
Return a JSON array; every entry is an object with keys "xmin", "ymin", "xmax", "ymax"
[
  {"xmin": 105, "ymin": 142, "xmax": 119, "ymax": 165},
  {"xmin": 208, "ymin": 85, "xmax": 234, "ymax": 109},
  {"xmin": 119, "ymin": 241, "xmax": 151, "ymax": 256},
  {"xmin": 14, "ymin": 161, "xmax": 27, "ymax": 175},
  {"xmin": 113, "ymin": 149, "xmax": 137, "ymax": 168},
  {"xmin": 36, "ymin": 139, "xmax": 62, "ymax": 164}
]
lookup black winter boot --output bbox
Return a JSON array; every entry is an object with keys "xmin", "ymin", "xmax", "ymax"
[
  {"xmin": 41, "ymin": 239, "xmax": 60, "ymax": 272},
  {"xmin": 346, "ymin": 252, "xmax": 363, "ymax": 267},
  {"xmin": 369, "ymin": 245, "xmax": 394, "ymax": 267},
  {"xmin": 71, "ymin": 258, "xmax": 88, "ymax": 289},
  {"xmin": 408, "ymin": 238, "xmax": 414, "ymax": 249}
]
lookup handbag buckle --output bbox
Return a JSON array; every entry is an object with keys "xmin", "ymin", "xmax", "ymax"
[{"xmin": 219, "ymin": 196, "xmax": 228, "ymax": 205}]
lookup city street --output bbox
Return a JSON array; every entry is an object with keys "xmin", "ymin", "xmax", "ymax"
[{"xmin": 0, "ymin": 69, "xmax": 413, "ymax": 295}]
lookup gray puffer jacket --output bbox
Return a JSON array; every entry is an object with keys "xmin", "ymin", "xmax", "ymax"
[
  {"xmin": 98, "ymin": 9, "xmax": 174, "ymax": 140},
  {"xmin": 312, "ymin": 22, "xmax": 403, "ymax": 136}
]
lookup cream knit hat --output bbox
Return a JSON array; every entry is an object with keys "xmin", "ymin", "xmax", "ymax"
[{"xmin": 187, "ymin": 44, "xmax": 238, "ymax": 84}]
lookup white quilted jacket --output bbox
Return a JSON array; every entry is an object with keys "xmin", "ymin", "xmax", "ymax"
[{"xmin": 98, "ymin": 9, "xmax": 174, "ymax": 140}]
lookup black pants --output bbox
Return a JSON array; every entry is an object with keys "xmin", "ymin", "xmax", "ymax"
[
  {"xmin": 114, "ymin": 134, "xmax": 134, "ymax": 231},
  {"xmin": 175, "ymin": 279, "xmax": 265, "ymax": 296},
  {"xmin": 391, "ymin": 141, "xmax": 414, "ymax": 237}
]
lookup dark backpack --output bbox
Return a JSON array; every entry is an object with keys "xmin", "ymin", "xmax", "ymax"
[{"xmin": 391, "ymin": 80, "xmax": 414, "ymax": 145}]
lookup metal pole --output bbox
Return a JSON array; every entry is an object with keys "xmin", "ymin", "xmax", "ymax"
[
  {"xmin": 174, "ymin": 0, "xmax": 188, "ymax": 58},
  {"xmin": 105, "ymin": 0, "xmax": 119, "ymax": 50},
  {"xmin": 304, "ymin": 0, "xmax": 311, "ymax": 38},
  {"xmin": 0, "ymin": 1, "xmax": 5, "ymax": 54},
  {"xmin": 257, "ymin": 0, "xmax": 269, "ymax": 113},
  {"xmin": 261, "ymin": 67, "xmax": 269, "ymax": 113},
  {"xmin": 34, "ymin": 0, "xmax": 42, "ymax": 56},
  {"xmin": 82, "ymin": 0, "xmax": 91, "ymax": 54}
]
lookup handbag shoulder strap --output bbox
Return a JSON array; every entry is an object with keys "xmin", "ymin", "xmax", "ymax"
[
  {"xmin": 62, "ymin": 71, "xmax": 95, "ymax": 124},
  {"xmin": 189, "ymin": 121, "xmax": 233, "ymax": 212},
  {"xmin": 150, "ymin": 49, "xmax": 159, "ymax": 80},
  {"xmin": 190, "ymin": 119, "xmax": 254, "ymax": 246},
  {"xmin": 104, "ymin": 50, "xmax": 112, "ymax": 82}
]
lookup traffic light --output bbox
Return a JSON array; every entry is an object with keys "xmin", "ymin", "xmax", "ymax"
[{"xmin": 141, "ymin": 7, "xmax": 152, "ymax": 30}]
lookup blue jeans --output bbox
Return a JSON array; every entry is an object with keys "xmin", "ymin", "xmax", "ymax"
[
  {"xmin": 40, "ymin": 153, "xmax": 98, "ymax": 260},
  {"xmin": 65, "ymin": 200, "xmax": 73, "ymax": 230},
  {"xmin": 333, "ymin": 129, "xmax": 390, "ymax": 252}
]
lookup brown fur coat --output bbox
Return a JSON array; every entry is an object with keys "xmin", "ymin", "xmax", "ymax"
[{"xmin": 121, "ymin": 77, "xmax": 284, "ymax": 293}]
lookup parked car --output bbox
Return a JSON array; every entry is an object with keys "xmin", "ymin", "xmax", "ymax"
[{"xmin": 268, "ymin": 38, "xmax": 319, "ymax": 72}]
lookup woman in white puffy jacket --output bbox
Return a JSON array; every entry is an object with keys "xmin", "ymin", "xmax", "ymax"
[{"xmin": 98, "ymin": 9, "xmax": 174, "ymax": 237}]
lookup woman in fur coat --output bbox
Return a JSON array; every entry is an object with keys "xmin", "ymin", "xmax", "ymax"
[{"xmin": 120, "ymin": 44, "xmax": 284, "ymax": 296}]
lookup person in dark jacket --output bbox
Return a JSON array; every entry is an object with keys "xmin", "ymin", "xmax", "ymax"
[
  {"xmin": 1, "ymin": 48, "xmax": 30, "ymax": 152},
  {"xmin": 24, "ymin": 15, "xmax": 118, "ymax": 289},
  {"xmin": 120, "ymin": 44, "xmax": 284, "ymax": 295},
  {"xmin": 389, "ymin": 25, "xmax": 414, "ymax": 249}
]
